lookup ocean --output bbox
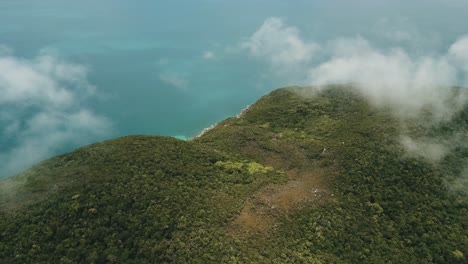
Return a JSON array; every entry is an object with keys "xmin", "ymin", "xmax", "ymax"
[{"xmin": 1, "ymin": 0, "xmax": 467, "ymax": 177}]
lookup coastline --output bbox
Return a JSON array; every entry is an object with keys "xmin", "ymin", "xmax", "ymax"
[{"xmin": 189, "ymin": 104, "xmax": 251, "ymax": 140}]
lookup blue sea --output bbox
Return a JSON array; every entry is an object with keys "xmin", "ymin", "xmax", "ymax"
[{"xmin": 1, "ymin": 0, "xmax": 467, "ymax": 177}]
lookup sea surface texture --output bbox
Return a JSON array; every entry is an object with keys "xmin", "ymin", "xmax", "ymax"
[{"xmin": 1, "ymin": 0, "xmax": 467, "ymax": 177}]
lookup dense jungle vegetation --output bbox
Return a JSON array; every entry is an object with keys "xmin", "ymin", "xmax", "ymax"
[{"xmin": 1, "ymin": 85, "xmax": 467, "ymax": 263}]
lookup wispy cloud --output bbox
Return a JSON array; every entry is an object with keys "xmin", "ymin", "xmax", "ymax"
[
  {"xmin": 399, "ymin": 136, "xmax": 449, "ymax": 162},
  {"xmin": 307, "ymin": 37, "xmax": 467, "ymax": 121},
  {"xmin": 244, "ymin": 17, "xmax": 468, "ymax": 122},
  {"xmin": 202, "ymin": 51, "xmax": 215, "ymax": 60},
  {"xmin": 242, "ymin": 17, "xmax": 319, "ymax": 69},
  {"xmin": 449, "ymin": 36, "xmax": 468, "ymax": 83},
  {"xmin": 0, "ymin": 49, "xmax": 111, "ymax": 178},
  {"xmin": 158, "ymin": 71, "xmax": 189, "ymax": 90},
  {"xmin": 244, "ymin": 17, "xmax": 468, "ymax": 164}
]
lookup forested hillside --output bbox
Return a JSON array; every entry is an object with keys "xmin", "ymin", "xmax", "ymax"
[{"xmin": 1, "ymin": 85, "xmax": 467, "ymax": 263}]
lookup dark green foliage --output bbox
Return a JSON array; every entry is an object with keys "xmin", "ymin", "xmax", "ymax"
[
  {"xmin": 198, "ymin": 85, "xmax": 468, "ymax": 263},
  {"xmin": 1, "ymin": 85, "xmax": 467, "ymax": 263},
  {"xmin": 0, "ymin": 136, "xmax": 285, "ymax": 263}
]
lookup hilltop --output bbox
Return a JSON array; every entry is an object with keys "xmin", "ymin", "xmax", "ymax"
[{"xmin": 1, "ymin": 85, "xmax": 467, "ymax": 263}]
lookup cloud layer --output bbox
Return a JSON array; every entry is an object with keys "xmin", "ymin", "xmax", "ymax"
[
  {"xmin": 244, "ymin": 17, "xmax": 468, "ymax": 164},
  {"xmin": 307, "ymin": 37, "xmax": 467, "ymax": 120},
  {"xmin": 242, "ymin": 17, "xmax": 319, "ymax": 70},
  {"xmin": 449, "ymin": 36, "xmax": 468, "ymax": 83},
  {"xmin": 244, "ymin": 17, "xmax": 468, "ymax": 121},
  {"xmin": 0, "ymin": 50, "xmax": 111, "ymax": 178}
]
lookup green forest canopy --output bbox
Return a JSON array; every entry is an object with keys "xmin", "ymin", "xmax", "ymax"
[{"xmin": 1, "ymin": 85, "xmax": 467, "ymax": 263}]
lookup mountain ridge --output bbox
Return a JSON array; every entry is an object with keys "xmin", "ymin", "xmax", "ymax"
[{"xmin": 1, "ymin": 85, "xmax": 467, "ymax": 263}]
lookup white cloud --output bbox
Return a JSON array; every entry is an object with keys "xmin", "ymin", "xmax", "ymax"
[
  {"xmin": 0, "ymin": 49, "xmax": 111, "ymax": 178},
  {"xmin": 307, "ymin": 37, "xmax": 468, "ymax": 121},
  {"xmin": 450, "ymin": 36, "xmax": 468, "ymax": 62},
  {"xmin": 304, "ymin": 35, "xmax": 468, "ymax": 160},
  {"xmin": 449, "ymin": 36, "xmax": 468, "ymax": 84},
  {"xmin": 307, "ymin": 37, "xmax": 465, "ymax": 120},
  {"xmin": 159, "ymin": 71, "xmax": 189, "ymax": 90},
  {"xmin": 399, "ymin": 136, "xmax": 449, "ymax": 162},
  {"xmin": 242, "ymin": 17, "xmax": 319, "ymax": 68},
  {"xmin": 244, "ymin": 18, "xmax": 468, "ymax": 163},
  {"xmin": 0, "ymin": 53, "xmax": 93, "ymax": 107},
  {"xmin": 244, "ymin": 18, "xmax": 468, "ymax": 122},
  {"xmin": 202, "ymin": 51, "xmax": 215, "ymax": 60}
]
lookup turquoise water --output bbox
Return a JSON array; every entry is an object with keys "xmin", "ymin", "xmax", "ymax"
[
  {"xmin": 0, "ymin": 1, "xmax": 294, "ymax": 138},
  {"xmin": 1, "ymin": 0, "xmax": 468, "ymax": 177}
]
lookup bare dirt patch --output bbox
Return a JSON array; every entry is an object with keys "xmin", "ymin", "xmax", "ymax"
[
  {"xmin": 227, "ymin": 202, "xmax": 274, "ymax": 236},
  {"xmin": 227, "ymin": 166, "xmax": 333, "ymax": 237}
]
